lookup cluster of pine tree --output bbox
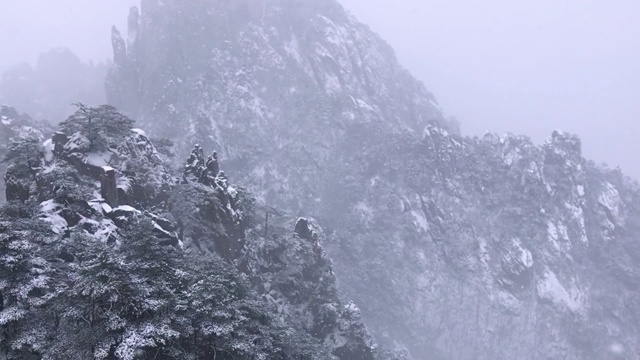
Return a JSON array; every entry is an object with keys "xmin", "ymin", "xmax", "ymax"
[{"xmin": 0, "ymin": 105, "xmax": 406, "ymax": 360}]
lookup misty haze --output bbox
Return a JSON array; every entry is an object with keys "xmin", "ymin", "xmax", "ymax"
[{"xmin": 0, "ymin": 1, "xmax": 638, "ymax": 359}]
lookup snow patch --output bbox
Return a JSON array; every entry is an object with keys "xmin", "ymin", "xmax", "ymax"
[
  {"xmin": 101, "ymin": 203, "xmax": 113, "ymax": 214},
  {"xmin": 153, "ymin": 222, "xmax": 175, "ymax": 239},
  {"xmin": 227, "ymin": 186, "xmax": 238, "ymax": 199},
  {"xmin": 345, "ymin": 301, "xmax": 360, "ymax": 314},
  {"xmin": 94, "ymin": 219, "xmax": 118, "ymax": 243},
  {"xmin": 113, "ymin": 205, "xmax": 140, "ymax": 214},
  {"xmin": 131, "ymin": 128, "xmax": 147, "ymax": 136},
  {"xmin": 117, "ymin": 176, "xmax": 132, "ymax": 193},
  {"xmin": 537, "ymin": 269, "xmax": 583, "ymax": 312},
  {"xmin": 42, "ymin": 139, "xmax": 55, "ymax": 162},
  {"xmin": 598, "ymin": 182, "xmax": 622, "ymax": 224},
  {"xmin": 355, "ymin": 98, "xmax": 376, "ymax": 112},
  {"xmin": 39, "ymin": 200, "xmax": 67, "ymax": 235},
  {"xmin": 411, "ymin": 210, "xmax": 429, "ymax": 232},
  {"xmin": 513, "ymin": 238, "xmax": 533, "ymax": 268},
  {"xmin": 65, "ymin": 133, "xmax": 90, "ymax": 151},
  {"xmin": 85, "ymin": 152, "xmax": 112, "ymax": 167},
  {"xmin": 547, "ymin": 221, "xmax": 560, "ymax": 251},
  {"xmin": 284, "ymin": 35, "xmax": 303, "ymax": 65}
]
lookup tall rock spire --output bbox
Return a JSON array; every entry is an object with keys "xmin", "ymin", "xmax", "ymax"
[{"xmin": 111, "ymin": 26, "xmax": 126, "ymax": 67}]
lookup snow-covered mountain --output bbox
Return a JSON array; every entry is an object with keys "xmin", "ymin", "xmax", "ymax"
[{"xmin": 99, "ymin": 0, "xmax": 640, "ymax": 359}]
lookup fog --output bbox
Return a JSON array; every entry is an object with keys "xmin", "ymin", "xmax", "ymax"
[
  {"xmin": 0, "ymin": 0, "xmax": 137, "ymax": 69},
  {"xmin": 1, "ymin": 0, "xmax": 639, "ymax": 177}
]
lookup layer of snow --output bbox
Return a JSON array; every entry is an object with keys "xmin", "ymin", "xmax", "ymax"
[
  {"xmin": 598, "ymin": 182, "xmax": 622, "ymax": 224},
  {"xmin": 411, "ymin": 210, "xmax": 429, "ymax": 232},
  {"xmin": 113, "ymin": 205, "xmax": 140, "ymax": 214},
  {"xmin": 117, "ymin": 177, "xmax": 132, "ymax": 193},
  {"xmin": 131, "ymin": 128, "xmax": 147, "ymax": 136},
  {"xmin": 513, "ymin": 238, "xmax": 533, "ymax": 268},
  {"xmin": 94, "ymin": 219, "xmax": 118, "ymax": 243},
  {"xmin": 537, "ymin": 269, "xmax": 583, "ymax": 312},
  {"xmin": 153, "ymin": 222, "xmax": 176, "ymax": 239},
  {"xmin": 88, "ymin": 197, "xmax": 113, "ymax": 214},
  {"xmin": 547, "ymin": 221, "xmax": 560, "ymax": 251},
  {"xmin": 355, "ymin": 98, "xmax": 376, "ymax": 112},
  {"xmin": 65, "ymin": 133, "xmax": 90, "ymax": 151},
  {"xmin": 42, "ymin": 139, "xmax": 55, "ymax": 162},
  {"xmin": 85, "ymin": 151, "xmax": 112, "ymax": 167},
  {"xmin": 39, "ymin": 200, "xmax": 67, "ymax": 235},
  {"xmin": 14, "ymin": 126, "xmax": 43, "ymax": 140},
  {"xmin": 101, "ymin": 203, "xmax": 113, "ymax": 214}
]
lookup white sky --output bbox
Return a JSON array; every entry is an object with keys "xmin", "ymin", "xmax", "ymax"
[{"xmin": 1, "ymin": 0, "xmax": 639, "ymax": 178}]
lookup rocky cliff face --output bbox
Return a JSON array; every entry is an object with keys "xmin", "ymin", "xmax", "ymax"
[{"xmin": 106, "ymin": 1, "xmax": 640, "ymax": 359}]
